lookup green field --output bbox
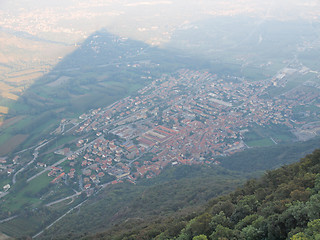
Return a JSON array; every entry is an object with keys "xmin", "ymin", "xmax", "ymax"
[
  {"xmin": 38, "ymin": 152, "xmax": 64, "ymax": 166},
  {"xmin": 40, "ymin": 135, "xmax": 77, "ymax": 154},
  {"xmin": 246, "ymin": 138, "xmax": 275, "ymax": 147},
  {"xmin": 0, "ymin": 116, "xmax": 32, "ymax": 147},
  {"xmin": 1, "ymin": 173, "xmax": 51, "ymax": 212},
  {"xmin": 243, "ymin": 123, "xmax": 295, "ymax": 145}
]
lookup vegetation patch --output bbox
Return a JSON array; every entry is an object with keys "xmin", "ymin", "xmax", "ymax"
[
  {"xmin": 1, "ymin": 173, "xmax": 51, "ymax": 212},
  {"xmin": 0, "ymin": 134, "xmax": 28, "ymax": 156},
  {"xmin": 246, "ymin": 138, "xmax": 275, "ymax": 147}
]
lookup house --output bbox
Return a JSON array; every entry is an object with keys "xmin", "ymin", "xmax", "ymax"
[
  {"xmin": 12, "ymin": 156, "xmax": 20, "ymax": 164},
  {"xmin": 48, "ymin": 170, "xmax": 56, "ymax": 177},
  {"xmin": 3, "ymin": 184, "xmax": 10, "ymax": 192},
  {"xmin": 51, "ymin": 172, "xmax": 65, "ymax": 184},
  {"xmin": 101, "ymin": 165, "xmax": 107, "ymax": 171},
  {"xmin": 83, "ymin": 177, "xmax": 90, "ymax": 183},
  {"xmin": 98, "ymin": 172, "xmax": 105, "ymax": 178},
  {"xmin": 37, "ymin": 162, "xmax": 47, "ymax": 168}
]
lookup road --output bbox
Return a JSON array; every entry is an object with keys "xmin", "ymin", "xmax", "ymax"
[
  {"xmin": 27, "ymin": 155, "xmax": 68, "ymax": 182},
  {"xmin": 32, "ymin": 199, "xmax": 88, "ymax": 239},
  {"xmin": 0, "ymin": 215, "xmax": 18, "ymax": 224},
  {"xmin": 62, "ymin": 119, "xmax": 86, "ymax": 135},
  {"xmin": 0, "ymin": 191, "xmax": 8, "ymax": 199},
  {"xmin": 12, "ymin": 139, "xmax": 53, "ymax": 185},
  {"xmin": 27, "ymin": 136, "xmax": 104, "ymax": 182},
  {"xmin": 12, "ymin": 152, "xmax": 37, "ymax": 185},
  {"xmin": 45, "ymin": 192, "xmax": 81, "ymax": 207},
  {"xmin": 12, "ymin": 139, "xmax": 53, "ymax": 184},
  {"xmin": 270, "ymin": 137, "xmax": 278, "ymax": 145}
]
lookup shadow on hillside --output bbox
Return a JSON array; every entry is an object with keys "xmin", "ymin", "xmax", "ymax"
[{"xmin": 2, "ymin": 29, "xmax": 218, "ymax": 154}]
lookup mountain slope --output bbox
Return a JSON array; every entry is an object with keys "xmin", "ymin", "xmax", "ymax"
[
  {"xmin": 37, "ymin": 165, "xmax": 247, "ymax": 240},
  {"xmin": 84, "ymin": 149, "xmax": 320, "ymax": 240}
]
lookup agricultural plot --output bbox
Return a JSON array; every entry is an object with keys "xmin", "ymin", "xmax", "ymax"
[
  {"xmin": 0, "ymin": 134, "xmax": 28, "ymax": 156},
  {"xmin": 0, "ymin": 107, "xmax": 8, "ymax": 115},
  {"xmin": 1, "ymin": 93, "xmax": 18, "ymax": 101},
  {"xmin": 246, "ymin": 138, "xmax": 275, "ymax": 147},
  {"xmin": 243, "ymin": 124, "xmax": 295, "ymax": 148}
]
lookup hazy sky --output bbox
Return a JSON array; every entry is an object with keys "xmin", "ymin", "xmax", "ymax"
[{"xmin": 1, "ymin": 0, "xmax": 319, "ymax": 45}]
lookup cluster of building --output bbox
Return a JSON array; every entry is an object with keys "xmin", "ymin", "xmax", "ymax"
[
  {"xmin": 0, "ymin": 156, "xmax": 19, "ymax": 176},
  {"xmin": 3, "ymin": 68, "xmax": 319, "ymax": 193},
  {"xmin": 42, "ymin": 68, "xmax": 319, "ymax": 190}
]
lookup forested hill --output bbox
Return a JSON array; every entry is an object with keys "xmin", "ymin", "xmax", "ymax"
[{"xmin": 86, "ymin": 149, "xmax": 320, "ymax": 240}]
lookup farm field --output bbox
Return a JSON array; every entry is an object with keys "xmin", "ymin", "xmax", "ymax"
[
  {"xmin": 246, "ymin": 138, "xmax": 275, "ymax": 147},
  {"xmin": 0, "ymin": 134, "xmax": 28, "ymax": 156},
  {"xmin": 0, "ymin": 107, "xmax": 8, "ymax": 115}
]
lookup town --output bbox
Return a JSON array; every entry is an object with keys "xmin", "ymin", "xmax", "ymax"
[
  {"xmin": 1, "ymin": 67, "xmax": 320, "ymax": 196},
  {"xmin": 10, "ymin": 66, "xmax": 318, "ymax": 191}
]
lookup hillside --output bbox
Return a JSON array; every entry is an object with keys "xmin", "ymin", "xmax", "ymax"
[
  {"xmin": 83, "ymin": 149, "xmax": 320, "ymax": 240},
  {"xmin": 35, "ymin": 165, "xmax": 247, "ymax": 240}
]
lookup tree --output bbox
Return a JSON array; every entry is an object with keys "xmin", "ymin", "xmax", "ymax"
[
  {"xmin": 307, "ymin": 194, "xmax": 320, "ymax": 220},
  {"xmin": 193, "ymin": 235, "xmax": 208, "ymax": 240},
  {"xmin": 305, "ymin": 219, "xmax": 320, "ymax": 239},
  {"xmin": 209, "ymin": 225, "xmax": 237, "ymax": 240},
  {"xmin": 240, "ymin": 225, "xmax": 264, "ymax": 240},
  {"xmin": 235, "ymin": 214, "xmax": 259, "ymax": 230},
  {"xmin": 282, "ymin": 201, "xmax": 309, "ymax": 230},
  {"xmin": 210, "ymin": 211, "xmax": 230, "ymax": 230},
  {"xmin": 188, "ymin": 213, "xmax": 212, "ymax": 237},
  {"xmin": 290, "ymin": 232, "xmax": 310, "ymax": 240},
  {"xmin": 211, "ymin": 200, "xmax": 235, "ymax": 217}
]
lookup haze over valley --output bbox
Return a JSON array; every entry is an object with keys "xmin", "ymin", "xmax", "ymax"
[
  {"xmin": 1, "ymin": 0, "xmax": 320, "ymax": 118},
  {"xmin": 0, "ymin": 1, "xmax": 320, "ymax": 239}
]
